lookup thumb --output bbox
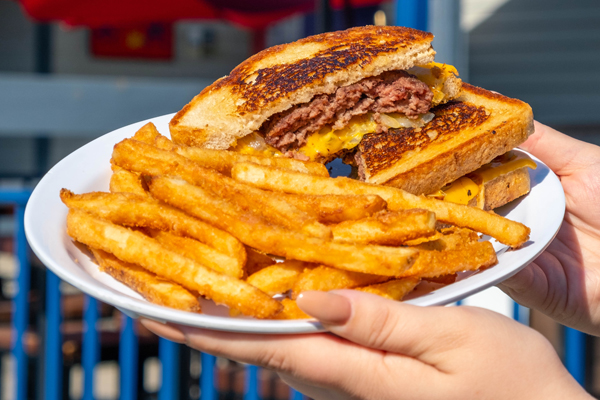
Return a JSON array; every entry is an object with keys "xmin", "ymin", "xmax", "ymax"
[
  {"xmin": 297, "ymin": 290, "xmax": 476, "ymax": 367},
  {"xmin": 520, "ymin": 121, "xmax": 599, "ymax": 176}
]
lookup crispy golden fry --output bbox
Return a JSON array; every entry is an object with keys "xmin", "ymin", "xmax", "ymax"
[
  {"xmin": 247, "ymin": 260, "xmax": 314, "ymax": 296},
  {"xmin": 332, "ymin": 209, "xmax": 436, "ymax": 245},
  {"xmin": 91, "ymin": 248, "xmax": 201, "ymax": 312},
  {"xmin": 111, "ymin": 139, "xmax": 331, "ymax": 239},
  {"xmin": 179, "ymin": 148, "xmax": 329, "ymax": 177},
  {"xmin": 424, "ymin": 274, "xmax": 457, "ymax": 285},
  {"xmin": 231, "ymin": 162, "xmax": 530, "ymax": 247},
  {"xmin": 154, "ymin": 134, "xmax": 176, "ymax": 150},
  {"xmin": 60, "ymin": 189, "xmax": 245, "ymax": 265},
  {"xmin": 402, "ymin": 231, "xmax": 442, "ymax": 246},
  {"xmin": 245, "ymin": 247, "xmax": 277, "ymax": 276},
  {"xmin": 292, "ymin": 265, "xmax": 389, "ymax": 299},
  {"xmin": 67, "ymin": 210, "xmax": 281, "ymax": 318},
  {"xmin": 273, "ymin": 299, "xmax": 311, "ymax": 320},
  {"xmin": 132, "ymin": 122, "xmax": 161, "ymax": 144},
  {"xmin": 150, "ymin": 230, "xmax": 243, "ymax": 278},
  {"xmin": 146, "ymin": 129, "xmax": 329, "ymax": 177},
  {"xmin": 415, "ymin": 227, "xmax": 480, "ymax": 251},
  {"xmin": 147, "ymin": 176, "xmax": 418, "ymax": 276},
  {"xmin": 356, "ymin": 277, "xmax": 421, "ymax": 301},
  {"xmin": 400, "ymin": 241, "xmax": 497, "ymax": 279},
  {"xmin": 278, "ymin": 192, "xmax": 387, "ymax": 223},
  {"xmin": 109, "ymin": 169, "xmax": 149, "ymax": 197}
]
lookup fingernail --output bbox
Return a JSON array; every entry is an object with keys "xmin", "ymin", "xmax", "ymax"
[
  {"xmin": 140, "ymin": 318, "xmax": 187, "ymax": 343},
  {"xmin": 297, "ymin": 291, "xmax": 351, "ymax": 325}
]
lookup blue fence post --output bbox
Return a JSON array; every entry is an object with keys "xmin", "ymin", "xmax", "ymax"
[
  {"xmin": 512, "ymin": 302, "xmax": 530, "ymax": 325},
  {"xmin": 82, "ymin": 296, "xmax": 100, "ymax": 400},
  {"xmin": 12, "ymin": 202, "xmax": 31, "ymax": 400},
  {"xmin": 290, "ymin": 388, "xmax": 305, "ymax": 400},
  {"xmin": 45, "ymin": 270, "xmax": 63, "ymax": 400},
  {"xmin": 245, "ymin": 365, "xmax": 259, "ymax": 400},
  {"xmin": 159, "ymin": 338, "xmax": 179, "ymax": 400},
  {"xmin": 564, "ymin": 327, "xmax": 585, "ymax": 386},
  {"xmin": 119, "ymin": 315, "xmax": 138, "ymax": 400},
  {"xmin": 201, "ymin": 353, "xmax": 216, "ymax": 400},
  {"xmin": 395, "ymin": 0, "xmax": 428, "ymax": 30}
]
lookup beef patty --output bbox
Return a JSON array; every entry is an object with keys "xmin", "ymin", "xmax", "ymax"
[{"xmin": 261, "ymin": 70, "xmax": 433, "ymax": 152}]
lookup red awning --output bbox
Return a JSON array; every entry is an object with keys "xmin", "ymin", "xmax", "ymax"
[{"xmin": 19, "ymin": 0, "xmax": 386, "ymax": 30}]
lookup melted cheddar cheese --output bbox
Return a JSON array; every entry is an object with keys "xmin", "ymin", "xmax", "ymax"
[
  {"xmin": 475, "ymin": 155, "xmax": 537, "ymax": 183},
  {"xmin": 407, "ymin": 62, "xmax": 459, "ymax": 104},
  {"xmin": 441, "ymin": 177, "xmax": 480, "ymax": 205}
]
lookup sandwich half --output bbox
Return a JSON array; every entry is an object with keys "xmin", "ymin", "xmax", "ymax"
[
  {"xmin": 170, "ymin": 26, "xmax": 535, "ymax": 210},
  {"xmin": 170, "ymin": 26, "xmax": 461, "ymax": 156},
  {"xmin": 355, "ymin": 83, "xmax": 535, "ymax": 208}
]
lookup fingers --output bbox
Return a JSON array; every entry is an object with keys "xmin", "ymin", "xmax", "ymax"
[
  {"xmin": 520, "ymin": 121, "xmax": 600, "ymax": 176},
  {"xmin": 297, "ymin": 290, "xmax": 477, "ymax": 367},
  {"xmin": 141, "ymin": 317, "xmax": 409, "ymax": 390}
]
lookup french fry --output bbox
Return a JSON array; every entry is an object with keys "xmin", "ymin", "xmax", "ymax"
[
  {"xmin": 142, "ymin": 128, "xmax": 329, "ymax": 177},
  {"xmin": 402, "ymin": 231, "xmax": 442, "ymax": 246},
  {"xmin": 273, "ymin": 299, "xmax": 311, "ymax": 320},
  {"xmin": 355, "ymin": 277, "xmax": 421, "ymax": 301},
  {"xmin": 424, "ymin": 274, "xmax": 457, "ymax": 285},
  {"xmin": 231, "ymin": 162, "xmax": 530, "ymax": 247},
  {"xmin": 109, "ymin": 169, "xmax": 149, "ymax": 197},
  {"xmin": 67, "ymin": 210, "xmax": 282, "ymax": 318},
  {"xmin": 247, "ymin": 261, "xmax": 314, "ymax": 296},
  {"xmin": 111, "ymin": 139, "xmax": 331, "ymax": 239},
  {"xmin": 332, "ymin": 209, "xmax": 436, "ymax": 245},
  {"xmin": 147, "ymin": 176, "xmax": 418, "ymax": 277},
  {"xmin": 415, "ymin": 227, "xmax": 480, "ymax": 251},
  {"xmin": 60, "ymin": 190, "xmax": 246, "ymax": 266},
  {"xmin": 178, "ymin": 147, "xmax": 329, "ymax": 177},
  {"xmin": 399, "ymin": 241, "xmax": 497, "ymax": 279},
  {"xmin": 149, "ymin": 230, "xmax": 243, "ymax": 278},
  {"xmin": 91, "ymin": 248, "xmax": 201, "ymax": 312},
  {"xmin": 245, "ymin": 247, "xmax": 277, "ymax": 276},
  {"xmin": 277, "ymin": 192, "xmax": 387, "ymax": 223},
  {"xmin": 132, "ymin": 122, "xmax": 161, "ymax": 144},
  {"xmin": 145, "ymin": 130, "xmax": 328, "ymax": 176},
  {"xmin": 292, "ymin": 265, "xmax": 389, "ymax": 299}
]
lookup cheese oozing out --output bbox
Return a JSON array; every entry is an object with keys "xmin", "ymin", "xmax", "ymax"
[
  {"xmin": 232, "ymin": 62, "xmax": 458, "ymax": 161},
  {"xmin": 429, "ymin": 152, "xmax": 538, "ymax": 205}
]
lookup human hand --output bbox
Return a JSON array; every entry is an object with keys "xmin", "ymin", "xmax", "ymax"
[
  {"xmin": 499, "ymin": 121, "xmax": 600, "ymax": 335},
  {"xmin": 142, "ymin": 290, "xmax": 588, "ymax": 400}
]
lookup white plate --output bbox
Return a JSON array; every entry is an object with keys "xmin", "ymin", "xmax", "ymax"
[{"xmin": 25, "ymin": 114, "xmax": 565, "ymax": 334}]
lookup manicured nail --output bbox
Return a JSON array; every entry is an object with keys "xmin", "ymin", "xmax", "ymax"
[
  {"xmin": 297, "ymin": 291, "xmax": 352, "ymax": 325},
  {"xmin": 140, "ymin": 318, "xmax": 186, "ymax": 343}
]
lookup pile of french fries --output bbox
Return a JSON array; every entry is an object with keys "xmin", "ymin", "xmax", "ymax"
[{"xmin": 61, "ymin": 123, "xmax": 530, "ymax": 319}]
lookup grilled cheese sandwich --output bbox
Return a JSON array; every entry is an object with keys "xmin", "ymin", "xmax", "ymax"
[{"xmin": 171, "ymin": 26, "xmax": 535, "ymax": 211}]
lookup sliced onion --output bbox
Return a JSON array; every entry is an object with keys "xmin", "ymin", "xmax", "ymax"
[
  {"xmin": 420, "ymin": 112, "xmax": 435, "ymax": 124},
  {"xmin": 380, "ymin": 113, "xmax": 401, "ymax": 129}
]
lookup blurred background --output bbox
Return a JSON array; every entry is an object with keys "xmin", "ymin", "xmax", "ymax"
[{"xmin": 0, "ymin": 0, "xmax": 599, "ymax": 399}]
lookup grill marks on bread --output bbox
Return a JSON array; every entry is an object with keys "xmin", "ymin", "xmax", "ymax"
[
  {"xmin": 217, "ymin": 27, "xmax": 433, "ymax": 114},
  {"xmin": 356, "ymin": 102, "xmax": 490, "ymax": 179}
]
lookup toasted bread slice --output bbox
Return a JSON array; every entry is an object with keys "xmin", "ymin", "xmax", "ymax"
[
  {"xmin": 469, "ymin": 166, "xmax": 531, "ymax": 211},
  {"xmin": 170, "ymin": 26, "xmax": 437, "ymax": 150},
  {"xmin": 355, "ymin": 83, "xmax": 534, "ymax": 195}
]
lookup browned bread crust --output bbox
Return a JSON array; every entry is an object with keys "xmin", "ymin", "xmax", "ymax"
[
  {"xmin": 356, "ymin": 83, "xmax": 534, "ymax": 195},
  {"xmin": 468, "ymin": 166, "xmax": 531, "ymax": 210},
  {"xmin": 170, "ymin": 26, "xmax": 436, "ymax": 149}
]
